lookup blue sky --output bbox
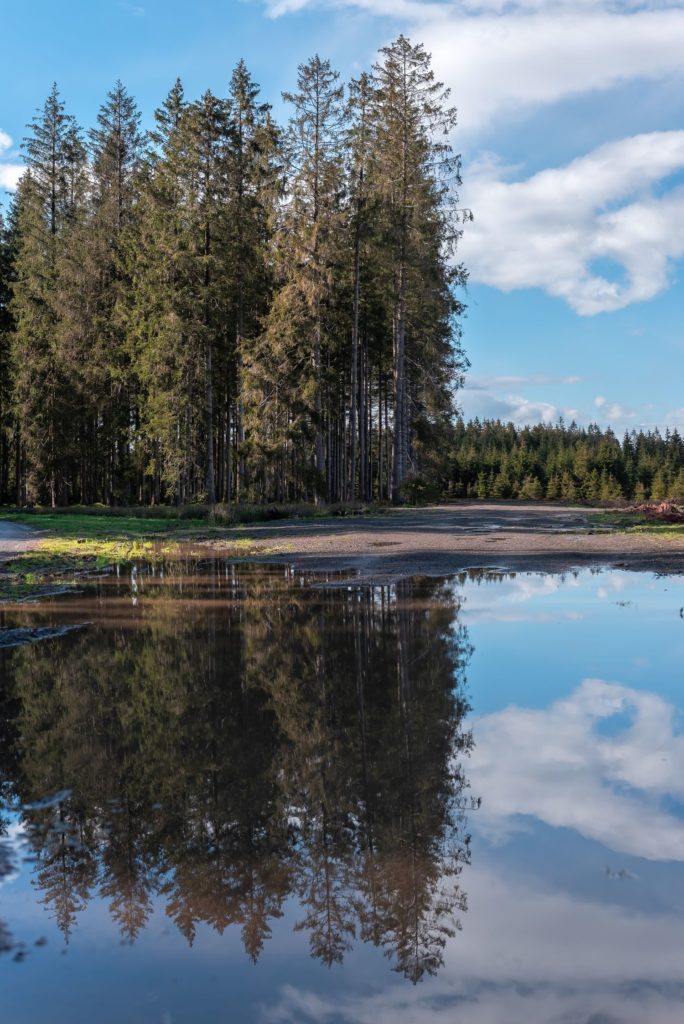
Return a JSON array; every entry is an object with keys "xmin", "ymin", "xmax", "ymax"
[{"xmin": 1, "ymin": 0, "xmax": 683, "ymax": 433}]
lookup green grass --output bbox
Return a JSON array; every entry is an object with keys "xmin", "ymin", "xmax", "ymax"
[
  {"xmin": 0, "ymin": 508, "xmax": 297, "ymax": 602},
  {"xmin": 0, "ymin": 509, "xmax": 208, "ymax": 540},
  {"xmin": 0, "ymin": 499, "xmax": 383, "ymax": 533},
  {"xmin": 590, "ymin": 510, "xmax": 684, "ymax": 538}
]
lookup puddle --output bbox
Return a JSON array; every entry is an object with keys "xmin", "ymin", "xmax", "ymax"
[
  {"xmin": 0, "ymin": 623, "xmax": 89, "ymax": 649},
  {"xmin": 0, "ymin": 562, "xmax": 683, "ymax": 1023}
]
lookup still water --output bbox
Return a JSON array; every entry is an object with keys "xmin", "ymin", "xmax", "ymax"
[{"xmin": 1, "ymin": 562, "xmax": 684, "ymax": 1023}]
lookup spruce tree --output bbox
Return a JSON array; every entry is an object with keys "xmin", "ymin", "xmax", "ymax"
[
  {"xmin": 371, "ymin": 37, "xmax": 465, "ymax": 503},
  {"xmin": 225, "ymin": 61, "xmax": 280, "ymax": 502},
  {"xmin": 123, "ymin": 81, "xmax": 188, "ymax": 501},
  {"xmin": 58, "ymin": 81, "xmax": 143, "ymax": 503},
  {"xmin": 12, "ymin": 85, "xmax": 85, "ymax": 505},
  {"xmin": 256, "ymin": 56, "xmax": 344, "ymax": 502},
  {"xmin": 345, "ymin": 72, "xmax": 374, "ymax": 500},
  {"xmin": 127, "ymin": 90, "xmax": 234, "ymax": 504},
  {"xmin": 0, "ymin": 210, "xmax": 15, "ymax": 502}
]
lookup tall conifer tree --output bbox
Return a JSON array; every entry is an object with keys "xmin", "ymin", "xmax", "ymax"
[
  {"xmin": 224, "ymin": 61, "xmax": 280, "ymax": 502},
  {"xmin": 371, "ymin": 37, "xmax": 463, "ymax": 502},
  {"xmin": 58, "ymin": 81, "xmax": 143, "ymax": 502},
  {"xmin": 256, "ymin": 56, "xmax": 344, "ymax": 501},
  {"xmin": 12, "ymin": 85, "xmax": 85, "ymax": 504},
  {"xmin": 0, "ymin": 210, "xmax": 15, "ymax": 502}
]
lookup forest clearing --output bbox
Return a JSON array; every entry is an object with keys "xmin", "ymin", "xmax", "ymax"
[{"xmin": 3, "ymin": 2, "xmax": 684, "ymax": 1020}]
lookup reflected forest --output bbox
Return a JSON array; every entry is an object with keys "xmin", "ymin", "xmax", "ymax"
[{"xmin": 0, "ymin": 569, "xmax": 474, "ymax": 982}]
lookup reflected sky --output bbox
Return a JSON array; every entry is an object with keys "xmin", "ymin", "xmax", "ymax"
[{"xmin": 1, "ymin": 565, "xmax": 684, "ymax": 1022}]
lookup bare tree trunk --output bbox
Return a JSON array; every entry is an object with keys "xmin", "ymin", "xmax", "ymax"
[
  {"xmin": 378, "ymin": 365, "xmax": 383, "ymax": 501},
  {"xmin": 349, "ymin": 193, "xmax": 362, "ymax": 500},
  {"xmin": 204, "ymin": 213, "xmax": 216, "ymax": 506},
  {"xmin": 359, "ymin": 341, "xmax": 366, "ymax": 501},
  {"xmin": 392, "ymin": 260, "xmax": 407, "ymax": 504},
  {"xmin": 206, "ymin": 337, "xmax": 216, "ymax": 505}
]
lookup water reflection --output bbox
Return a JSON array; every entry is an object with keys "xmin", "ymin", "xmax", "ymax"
[{"xmin": 0, "ymin": 566, "xmax": 473, "ymax": 982}]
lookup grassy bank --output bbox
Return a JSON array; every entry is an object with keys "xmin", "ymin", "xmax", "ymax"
[
  {"xmin": 0, "ymin": 498, "xmax": 381, "ymax": 528},
  {"xmin": 0, "ymin": 504, "xmax": 321, "ymax": 600},
  {"xmin": 590, "ymin": 510, "xmax": 684, "ymax": 539},
  {"xmin": 0, "ymin": 535, "xmax": 272, "ymax": 601}
]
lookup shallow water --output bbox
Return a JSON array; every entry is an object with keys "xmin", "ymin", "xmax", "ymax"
[{"xmin": 1, "ymin": 563, "xmax": 684, "ymax": 1023}]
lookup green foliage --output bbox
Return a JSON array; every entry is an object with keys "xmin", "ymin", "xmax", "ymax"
[
  {"xmin": 446, "ymin": 419, "xmax": 684, "ymax": 503},
  {"xmin": 0, "ymin": 210, "xmax": 14, "ymax": 501},
  {"xmin": 2, "ymin": 42, "xmax": 467, "ymax": 509},
  {"xmin": 400, "ymin": 471, "xmax": 442, "ymax": 504},
  {"xmin": 0, "ymin": 501, "xmax": 329, "ymax": 535},
  {"xmin": 10, "ymin": 86, "xmax": 86, "ymax": 505}
]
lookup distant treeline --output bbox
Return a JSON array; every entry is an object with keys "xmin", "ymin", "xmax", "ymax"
[
  {"xmin": 443, "ymin": 419, "xmax": 684, "ymax": 503},
  {"xmin": 0, "ymin": 36, "xmax": 468, "ymax": 508}
]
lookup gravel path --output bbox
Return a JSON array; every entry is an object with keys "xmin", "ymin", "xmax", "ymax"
[
  {"xmin": 230, "ymin": 502, "xmax": 684, "ymax": 580},
  {"xmin": 0, "ymin": 520, "xmax": 40, "ymax": 564},
  {"xmin": 3, "ymin": 503, "xmax": 684, "ymax": 582}
]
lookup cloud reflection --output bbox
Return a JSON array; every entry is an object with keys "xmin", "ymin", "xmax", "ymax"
[
  {"xmin": 264, "ymin": 849, "xmax": 684, "ymax": 1023},
  {"xmin": 471, "ymin": 678, "xmax": 684, "ymax": 859},
  {"xmin": 263, "ymin": 672, "xmax": 684, "ymax": 1023}
]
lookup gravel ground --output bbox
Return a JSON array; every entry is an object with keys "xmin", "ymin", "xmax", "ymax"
[
  {"xmin": 0, "ymin": 520, "xmax": 42, "ymax": 563},
  {"xmin": 229, "ymin": 502, "xmax": 684, "ymax": 581},
  {"xmin": 4, "ymin": 503, "xmax": 684, "ymax": 583}
]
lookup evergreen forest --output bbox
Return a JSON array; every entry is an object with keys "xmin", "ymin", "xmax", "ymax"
[
  {"xmin": 444, "ymin": 419, "xmax": 684, "ymax": 504},
  {"xmin": 1, "ymin": 36, "xmax": 677, "ymax": 511},
  {"xmin": 0, "ymin": 37, "xmax": 469, "ymax": 508}
]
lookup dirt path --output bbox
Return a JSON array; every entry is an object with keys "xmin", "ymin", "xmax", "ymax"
[
  {"xmin": 230, "ymin": 502, "xmax": 684, "ymax": 580},
  {"xmin": 0, "ymin": 520, "xmax": 40, "ymax": 564}
]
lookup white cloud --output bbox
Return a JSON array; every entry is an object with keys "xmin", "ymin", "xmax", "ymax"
[
  {"xmin": 468, "ymin": 373, "xmax": 584, "ymax": 389},
  {"xmin": 461, "ymin": 131, "xmax": 684, "ymax": 313},
  {"xmin": 267, "ymin": 975, "xmax": 684, "ymax": 1024},
  {"xmin": 0, "ymin": 129, "xmax": 23, "ymax": 193},
  {"xmin": 265, "ymin": 1, "xmax": 684, "ymax": 136},
  {"xmin": 606, "ymin": 403, "xmax": 631, "ymax": 419},
  {"xmin": 665, "ymin": 408, "xmax": 684, "ymax": 428},
  {"xmin": 422, "ymin": 7, "xmax": 684, "ymax": 135},
  {"xmin": 594, "ymin": 394, "xmax": 635, "ymax": 419},
  {"xmin": 0, "ymin": 164, "xmax": 23, "ymax": 192},
  {"xmin": 461, "ymin": 381, "xmax": 647, "ymax": 429},
  {"xmin": 459, "ymin": 389, "xmax": 568, "ymax": 424},
  {"xmin": 470, "ymin": 677, "xmax": 684, "ymax": 859},
  {"xmin": 265, "ymin": 0, "xmax": 445, "ymax": 16}
]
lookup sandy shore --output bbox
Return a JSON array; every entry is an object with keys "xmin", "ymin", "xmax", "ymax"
[{"xmin": 229, "ymin": 502, "xmax": 684, "ymax": 581}]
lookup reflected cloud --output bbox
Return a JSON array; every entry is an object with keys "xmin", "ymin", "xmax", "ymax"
[
  {"xmin": 471, "ymin": 678, "xmax": 684, "ymax": 859},
  {"xmin": 462, "ymin": 609, "xmax": 584, "ymax": 623},
  {"xmin": 459, "ymin": 571, "xmax": 585, "ymax": 623},
  {"xmin": 263, "ymin": 860, "xmax": 684, "ymax": 1022}
]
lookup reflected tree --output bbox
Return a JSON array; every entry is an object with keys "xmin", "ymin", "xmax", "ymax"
[{"xmin": 3, "ymin": 564, "xmax": 474, "ymax": 980}]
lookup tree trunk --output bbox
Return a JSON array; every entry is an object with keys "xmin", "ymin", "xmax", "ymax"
[
  {"xmin": 392, "ymin": 259, "xmax": 407, "ymax": 504},
  {"xmin": 349, "ymin": 189, "xmax": 362, "ymax": 501}
]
